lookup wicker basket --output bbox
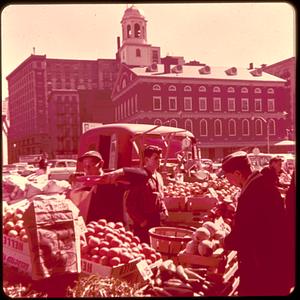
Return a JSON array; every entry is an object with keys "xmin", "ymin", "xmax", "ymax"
[{"xmin": 148, "ymin": 227, "xmax": 194, "ymax": 262}]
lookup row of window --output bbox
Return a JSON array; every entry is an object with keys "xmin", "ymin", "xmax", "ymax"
[
  {"xmin": 115, "ymin": 95, "xmax": 138, "ymax": 121},
  {"xmin": 152, "ymin": 96, "xmax": 275, "ymax": 112},
  {"xmin": 153, "ymin": 84, "xmax": 275, "ymax": 94},
  {"xmin": 153, "ymin": 118, "xmax": 277, "ymax": 137}
]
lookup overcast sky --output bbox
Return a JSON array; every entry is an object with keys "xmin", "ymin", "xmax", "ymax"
[{"xmin": 1, "ymin": 2, "xmax": 296, "ymax": 99}]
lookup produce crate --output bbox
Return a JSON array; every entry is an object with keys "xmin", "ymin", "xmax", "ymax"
[
  {"xmin": 81, "ymin": 257, "xmax": 141, "ymax": 280},
  {"xmin": 149, "ymin": 227, "xmax": 193, "ymax": 263},
  {"xmin": 163, "ymin": 196, "xmax": 186, "ymax": 211},
  {"xmin": 2, "ymin": 234, "xmax": 31, "ymax": 274},
  {"xmin": 186, "ymin": 195, "xmax": 218, "ymax": 212}
]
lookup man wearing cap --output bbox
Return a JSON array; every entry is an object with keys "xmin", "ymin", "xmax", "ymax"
[{"xmin": 221, "ymin": 151, "xmax": 290, "ymax": 296}]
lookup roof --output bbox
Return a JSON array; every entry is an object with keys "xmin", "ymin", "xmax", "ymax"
[
  {"xmin": 83, "ymin": 123, "xmax": 195, "ymax": 138},
  {"xmin": 130, "ymin": 64, "xmax": 286, "ymax": 82}
]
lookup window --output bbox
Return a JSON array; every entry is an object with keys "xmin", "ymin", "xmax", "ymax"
[
  {"xmin": 152, "ymin": 50, "xmax": 159, "ymax": 63},
  {"xmin": 184, "ymin": 85, "xmax": 192, "ymax": 92},
  {"xmin": 135, "ymin": 94, "xmax": 138, "ymax": 112},
  {"xmin": 136, "ymin": 49, "xmax": 141, "ymax": 57},
  {"xmin": 131, "ymin": 97, "xmax": 134, "ymax": 114},
  {"xmin": 213, "ymin": 97, "xmax": 221, "ymax": 111},
  {"xmin": 228, "ymin": 98, "xmax": 235, "ymax": 111},
  {"xmin": 124, "ymin": 102, "xmax": 127, "ymax": 117},
  {"xmin": 134, "ymin": 23, "xmax": 141, "ymax": 37},
  {"xmin": 127, "ymin": 99, "xmax": 130, "ymax": 116},
  {"xmin": 241, "ymin": 98, "xmax": 249, "ymax": 111},
  {"xmin": 255, "ymin": 119, "xmax": 263, "ymax": 135},
  {"xmin": 121, "ymin": 78, "xmax": 127, "ymax": 89},
  {"xmin": 184, "ymin": 97, "xmax": 192, "ymax": 111},
  {"xmin": 169, "ymin": 119, "xmax": 177, "ymax": 127},
  {"xmin": 254, "ymin": 87, "xmax": 262, "ymax": 94},
  {"xmin": 153, "ymin": 96, "xmax": 162, "ymax": 110},
  {"xmin": 200, "ymin": 120, "xmax": 208, "ymax": 136},
  {"xmin": 254, "ymin": 98, "xmax": 262, "ymax": 111},
  {"xmin": 154, "ymin": 119, "xmax": 162, "ymax": 126},
  {"xmin": 227, "ymin": 87, "xmax": 235, "ymax": 93},
  {"xmin": 267, "ymin": 98, "xmax": 275, "ymax": 111},
  {"xmin": 267, "ymin": 88, "xmax": 274, "ymax": 94},
  {"xmin": 228, "ymin": 119, "xmax": 236, "ymax": 136},
  {"xmin": 185, "ymin": 119, "xmax": 193, "ymax": 132},
  {"xmin": 241, "ymin": 87, "xmax": 248, "ymax": 93},
  {"xmin": 168, "ymin": 85, "xmax": 176, "ymax": 92},
  {"xmin": 169, "ymin": 97, "xmax": 177, "ymax": 110},
  {"xmin": 242, "ymin": 119, "xmax": 250, "ymax": 136},
  {"xmin": 199, "ymin": 97, "xmax": 207, "ymax": 111},
  {"xmin": 199, "ymin": 85, "xmax": 206, "ymax": 92},
  {"xmin": 213, "ymin": 86, "xmax": 221, "ymax": 93},
  {"xmin": 152, "ymin": 84, "xmax": 161, "ymax": 91},
  {"xmin": 268, "ymin": 119, "xmax": 275, "ymax": 135},
  {"xmin": 214, "ymin": 119, "xmax": 222, "ymax": 136}
]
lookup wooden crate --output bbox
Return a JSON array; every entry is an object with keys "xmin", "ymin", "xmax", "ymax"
[
  {"xmin": 163, "ymin": 197, "xmax": 186, "ymax": 211},
  {"xmin": 186, "ymin": 196, "xmax": 218, "ymax": 212}
]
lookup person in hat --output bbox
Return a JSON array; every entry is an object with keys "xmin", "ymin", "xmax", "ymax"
[
  {"xmin": 221, "ymin": 151, "xmax": 290, "ymax": 296},
  {"xmin": 125, "ymin": 145, "xmax": 168, "ymax": 243}
]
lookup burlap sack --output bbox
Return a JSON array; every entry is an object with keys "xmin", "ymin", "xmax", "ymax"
[{"xmin": 23, "ymin": 198, "xmax": 81, "ymax": 280}]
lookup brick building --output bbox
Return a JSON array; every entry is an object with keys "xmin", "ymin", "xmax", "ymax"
[{"xmin": 6, "ymin": 55, "xmax": 118, "ymax": 162}]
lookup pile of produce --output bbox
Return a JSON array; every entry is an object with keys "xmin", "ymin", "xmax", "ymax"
[
  {"xmin": 3, "ymin": 281, "xmax": 48, "ymax": 298},
  {"xmin": 81, "ymin": 219, "xmax": 162, "ymax": 266}
]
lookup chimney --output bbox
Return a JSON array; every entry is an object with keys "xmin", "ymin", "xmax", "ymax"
[
  {"xmin": 248, "ymin": 62, "xmax": 254, "ymax": 70},
  {"xmin": 117, "ymin": 36, "xmax": 120, "ymax": 50},
  {"xmin": 162, "ymin": 56, "xmax": 173, "ymax": 73}
]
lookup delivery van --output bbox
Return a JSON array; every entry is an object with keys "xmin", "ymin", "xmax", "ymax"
[{"xmin": 77, "ymin": 123, "xmax": 198, "ymax": 173}]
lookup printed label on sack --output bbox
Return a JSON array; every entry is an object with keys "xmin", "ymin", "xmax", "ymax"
[
  {"xmin": 3, "ymin": 252, "xmax": 31, "ymax": 273},
  {"xmin": 136, "ymin": 260, "xmax": 153, "ymax": 281}
]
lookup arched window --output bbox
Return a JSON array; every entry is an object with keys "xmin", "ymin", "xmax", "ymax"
[
  {"xmin": 127, "ymin": 25, "xmax": 131, "ymax": 38},
  {"xmin": 254, "ymin": 87, "xmax": 262, "ymax": 94},
  {"xmin": 213, "ymin": 86, "xmax": 221, "ymax": 93},
  {"xmin": 152, "ymin": 84, "xmax": 161, "ymax": 91},
  {"xmin": 154, "ymin": 119, "xmax": 162, "ymax": 126},
  {"xmin": 227, "ymin": 87, "xmax": 235, "ymax": 93},
  {"xmin": 228, "ymin": 119, "xmax": 236, "ymax": 136},
  {"xmin": 241, "ymin": 87, "xmax": 248, "ymax": 93},
  {"xmin": 242, "ymin": 119, "xmax": 249, "ymax": 136},
  {"xmin": 184, "ymin": 85, "xmax": 192, "ymax": 92},
  {"xmin": 121, "ymin": 78, "xmax": 126, "ymax": 89},
  {"xmin": 268, "ymin": 119, "xmax": 276, "ymax": 135},
  {"xmin": 200, "ymin": 120, "xmax": 208, "ymax": 136},
  {"xmin": 185, "ymin": 119, "xmax": 193, "ymax": 132},
  {"xmin": 267, "ymin": 88, "xmax": 274, "ymax": 94},
  {"xmin": 134, "ymin": 23, "xmax": 141, "ymax": 37},
  {"xmin": 168, "ymin": 85, "xmax": 176, "ymax": 92},
  {"xmin": 255, "ymin": 119, "xmax": 263, "ymax": 135},
  {"xmin": 198, "ymin": 85, "xmax": 206, "ymax": 92},
  {"xmin": 214, "ymin": 119, "xmax": 222, "ymax": 136},
  {"xmin": 169, "ymin": 119, "xmax": 177, "ymax": 127},
  {"xmin": 136, "ymin": 48, "xmax": 141, "ymax": 57}
]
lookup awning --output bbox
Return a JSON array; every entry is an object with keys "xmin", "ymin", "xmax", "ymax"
[{"xmin": 273, "ymin": 140, "xmax": 295, "ymax": 146}]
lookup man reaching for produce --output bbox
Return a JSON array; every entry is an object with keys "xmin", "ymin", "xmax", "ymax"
[{"xmin": 221, "ymin": 151, "xmax": 290, "ymax": 296}]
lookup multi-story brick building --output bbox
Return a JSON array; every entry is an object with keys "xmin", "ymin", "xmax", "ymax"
[
  {"xmin": 6, "ymin": 55, "xmax": 118, "ymax": 162},
  {"xmin": 112, "ymin": 6, "xmax": 290, "ymax": 159}
]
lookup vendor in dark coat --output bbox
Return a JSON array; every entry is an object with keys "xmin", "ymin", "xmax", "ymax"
[{"xmin": 222, "ymin": 151, "xmax": 290, "ymax": 296}]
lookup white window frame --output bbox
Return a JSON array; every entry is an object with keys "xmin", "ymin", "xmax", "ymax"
[
  {"xmin": 255, "ymin": 119, "xmax": 263, "ymax": 135},
  {"xmin": 213, "ymin": 97, "xmax": 221, "ymax": 111},
  {"xmin": 228, "ymin": 119, "xmax": 236, "ymax": 136},
  {"xmin": 241, "ymin": 98, "xmax": 249, "ymax": 111},
  {"xmin": 127, "ymin": 99, "xmax": 130, "ymax": 116},
  {"xmin": 242, "ymin": 119, "xmax": 250, "ymax": 136},
  {"xmin": 120, "ymin": 103, "xmax": 123, "ymax": 119},
  {"xmin": 199, "ymin": 85, "xmax": 206, "ymax": 92},
  {"xmin": 153, "ymin": 96, "xmax": 162, "ymax": 111},
  {"xmin": 169, "ymin": 96, "xmax": 177, "ymax": 111},
  {"xmin": 267, "ymin": 98, "xmax": 275, "ymax": 112},
  {"xmin": 267, "ymin": 88, "xmax": 274, "ymax": 94},
  {"xmin": 241, "ymin": 87, "xmax": 248, "ymax": 93},
  {"xmin": 170, "ymin": 119, "xmax": 177, "ymax": 127},
  {"xmin": 131, "ymin": 97, "xmax": 134, "ymax": 114},
  {"xmin": 135, "ymin": 94, "xmax": 138, "ymax": 112},
  {"xmin": 185, "ymin": 119, "xmax": 193, "ymax": 132},
  {"xmin": 184, "ymin": 85, "xmax": 192, "ymax": 92},
  {"xmin": 184, "ymin": 97, "xmax": 192, "ymax": 111},
  {"xmin": 268, "ymin": 119, "xmax": 276, "ymax": 135},
  {"xmin": 153, "ymin": 84, "xmax": 161, "ymax": 91},
  {"xmin": 199, "ymin": 97, "xmax": 207, "ymax": 111},
  {"xmin": 168, "ymin": 85, "xmax": 176, "ymax": 92},
  {"xmin": 154, "ymin": 119, "xmax": 162, "ymax": 126},
  {"xmin": 213, "ymin": 86, "xmax": 221, "ymax": 93},
  {"xmin": 254, "ymin": 98, "xmax": 262, "ymax": 111},
  {"xmin": 214, "ymin": 119, "xmax": 222, "ymax": 136},
  {"xmin": 254, "ymin": 87, "xmax": 262, "ymax": 94},
  {"xmin": 200, "ymin": 119, "xmax": 208, "ymax": 136},
  {"xmin": 228, "ymin": 98, "xmax": 236, "ymax": 111},
  {"xmin": 227, "ymin": 87, "xmax": 235, "ymax": 93}
]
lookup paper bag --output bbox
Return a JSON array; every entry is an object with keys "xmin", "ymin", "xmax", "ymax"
[{"xmin": 23, "ymin": 198, "xmax": 81, "ymax": 280}]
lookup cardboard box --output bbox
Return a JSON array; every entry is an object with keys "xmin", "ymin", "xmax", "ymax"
[{"xmin": 81, "ymin": 257, "xmax": 141, "ymax": 279}]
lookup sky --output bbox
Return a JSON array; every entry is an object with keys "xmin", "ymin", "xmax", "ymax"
[{"xmin": 1, "ymin": 2, "xmax": 296, "ymax": 100}]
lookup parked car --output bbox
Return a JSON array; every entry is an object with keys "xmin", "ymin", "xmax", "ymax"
[{"xmin": 47, "ymin": 159, "xmax": 77, "ymax": 181}]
